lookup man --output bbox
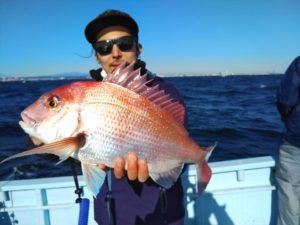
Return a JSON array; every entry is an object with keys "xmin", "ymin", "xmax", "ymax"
[
  {"xmin": 276, "ymin": 56, "xmax": 300, "ymax": 225},
  {"xmin": 85, "ymin": 9, "xmax": 186, "ymax": 225}
]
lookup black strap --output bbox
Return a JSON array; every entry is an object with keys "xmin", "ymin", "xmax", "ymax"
[
  {"xmin": 69, "ymin": 158, "xmax": 83, "ymax": 203},
  {"xmin": 159, "ymin": 187, "xmax": 168, "ymax": 224},
  {"xmin": 105, "ymin": 170, "xmax": 115, "ymax": 225}
]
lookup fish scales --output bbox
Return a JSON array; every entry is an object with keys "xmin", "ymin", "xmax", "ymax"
[{"xmin": 78, "ymin": 82, "xmax": 195, "ymax": 166}]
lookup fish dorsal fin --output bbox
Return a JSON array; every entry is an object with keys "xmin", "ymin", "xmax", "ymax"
[{"xmin": 103, "ymin": 63, "xmax": 185, "ymax": 125}]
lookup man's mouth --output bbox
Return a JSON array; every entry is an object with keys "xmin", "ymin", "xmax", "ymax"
[{"xmin": 110, "ymin": 62, "xmax": 124, "ymax": 72}]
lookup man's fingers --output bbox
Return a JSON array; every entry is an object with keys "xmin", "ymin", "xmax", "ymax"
[
  {"xmin": 98, "ymin": 163, "xmax": 108, "ymax": 171},
  {"xmin": 114, "ymin": 157, "xmax": 126, "ymax": 179},
  {"xmin": 137, "ymin": 158, "xmax": 149, "ymax": 182},
  {"xmin": 112, "ymin": 153, "xmax": 149, "ymax": 182},
  {"xmin": 127, "ymin": 152, "xmax": 138, "ymax": 180}
]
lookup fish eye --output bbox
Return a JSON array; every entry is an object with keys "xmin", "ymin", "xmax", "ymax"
[{"xmin": 45, "ymin": 96, "xmax": 61, "ymax": 109}]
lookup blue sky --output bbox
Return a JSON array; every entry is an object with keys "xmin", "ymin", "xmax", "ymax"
[{"xmin": 0, "ymin": 0, "xmax": 299, "ymax": 76}]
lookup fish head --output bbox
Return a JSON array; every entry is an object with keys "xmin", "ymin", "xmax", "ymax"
[{"xmin": 19, "ymin": 83, "xmax": 83, "ymax": 145}]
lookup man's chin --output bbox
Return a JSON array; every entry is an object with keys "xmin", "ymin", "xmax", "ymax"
[{"xmin": 110, "ymin": 64, "xmax": 122, "ymax": 73}]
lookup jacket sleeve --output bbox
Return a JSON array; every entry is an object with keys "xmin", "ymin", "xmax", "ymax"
[{"xmin": 277, "ymin": 56, "xmax": 300, "ymax": 120}]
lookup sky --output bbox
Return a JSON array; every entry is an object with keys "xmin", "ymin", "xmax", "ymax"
[{"xmin": 0, "ymin": 0, "xmax": 300, "ymax": 77}]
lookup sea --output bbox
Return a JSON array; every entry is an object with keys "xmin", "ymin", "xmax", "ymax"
[{"xmin": 0, "ymin": 74, "xmax": 285, "ymax": 181}]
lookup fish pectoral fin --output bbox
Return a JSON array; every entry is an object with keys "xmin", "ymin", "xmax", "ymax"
[
  {"xmin": 149, "ymin": 162, "xmax": 184, "ymax": 189},
  {"xmin": 81, "ymin": 163, "xmax": 106, "ymax": 197},
  {"xmin": 0, "ymin": 134, "xmax": 86, "ymax": 164}
]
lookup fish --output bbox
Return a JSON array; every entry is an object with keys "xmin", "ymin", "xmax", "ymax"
[{"xmin": 1, "ymin": 63, "xmax": 216, "ymax": 196}]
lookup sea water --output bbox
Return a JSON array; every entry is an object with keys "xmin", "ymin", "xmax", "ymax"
[{"xmin": 0, "ymin": 74, "xmax": 284, "ymax": 180}]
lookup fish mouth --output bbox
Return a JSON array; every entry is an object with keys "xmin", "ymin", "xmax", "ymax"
[
  {"xmin": 19, "ymin": 112, "xmax": 43, "ymax": 146},
  {"xmin": 20, "ymin": 111, "xmax": 37, "ymax": 128},
  {"xmin": 19, "ymin": 120, "xmax": 44, "ymax": 146}
]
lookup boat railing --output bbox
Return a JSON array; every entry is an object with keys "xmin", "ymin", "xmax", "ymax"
[{"xmin": 0, "ymin": 156, "xmax": 277, "ymax": 225}]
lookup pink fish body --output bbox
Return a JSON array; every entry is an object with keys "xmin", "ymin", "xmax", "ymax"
[{"xmin": 2, "ymin": 63, "xmax": 215, "ymax": 196}]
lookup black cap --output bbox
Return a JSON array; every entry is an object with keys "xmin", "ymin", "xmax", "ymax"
[{"xmin": 85, "ymin": 9, "xmax": 139, "ymax": 44}]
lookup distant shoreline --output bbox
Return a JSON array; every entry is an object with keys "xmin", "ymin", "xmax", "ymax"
[{"xmin": 0, "ymin": 73, "xmax": 283, "ymax": 82}]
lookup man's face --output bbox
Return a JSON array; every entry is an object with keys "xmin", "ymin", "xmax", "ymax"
[{"xmin": 95, "ymin": 26, "xmax": 140, "ymax": 74}]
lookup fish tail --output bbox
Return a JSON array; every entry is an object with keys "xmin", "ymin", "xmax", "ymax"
[{"xmin": 197, "ymin": 142, "xmax": 217, "ymax": 194}]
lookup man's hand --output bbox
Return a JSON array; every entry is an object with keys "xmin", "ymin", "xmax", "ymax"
[{"xmin": 98, "ymin": 152, "xmax": 149, "ymax": 182}]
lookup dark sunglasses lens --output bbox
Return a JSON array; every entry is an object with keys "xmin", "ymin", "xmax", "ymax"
[
  {"xmin": 94, "ymin": 42, "xmax": 112, "ymax": 55},
  {"xmin": 94, "ymin": 36, "xmax": 136, "ymax": 55},
  {"xmin": 117, "ymin": 37, "xmax": 135, "ymax": 51}
]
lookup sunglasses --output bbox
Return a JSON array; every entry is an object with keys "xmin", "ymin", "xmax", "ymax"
[{"xmin": 93, "ymin": 36, "xmax": 137, "ymax": 56}]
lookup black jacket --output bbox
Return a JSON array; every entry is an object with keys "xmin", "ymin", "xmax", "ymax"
[{"xmin": 277, "ymin": 56, "xmax": 300, "ymax": 147}]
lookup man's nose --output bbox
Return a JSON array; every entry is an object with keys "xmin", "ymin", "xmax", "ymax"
[{"xmin": 111, "ymin": 44, "xmax": 122, "ymax": 58}]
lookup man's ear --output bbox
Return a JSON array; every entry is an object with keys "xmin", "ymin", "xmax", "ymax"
[
  {"xmin": 137, "ymin": 43, "xmax": 143, "ymax": 56},
  {"xmin": 95, "ymin": 51, "xmax": 101, "ymax": 64}
]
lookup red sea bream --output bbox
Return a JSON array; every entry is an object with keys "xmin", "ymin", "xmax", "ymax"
[{"xmin": 1, "ymin": 63, "xmax": 216, "ymax": 196}]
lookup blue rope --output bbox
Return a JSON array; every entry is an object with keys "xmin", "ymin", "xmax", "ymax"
[{"xmin": 78, "ymin": 198, "xmax": 90, "ymax": 225}]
